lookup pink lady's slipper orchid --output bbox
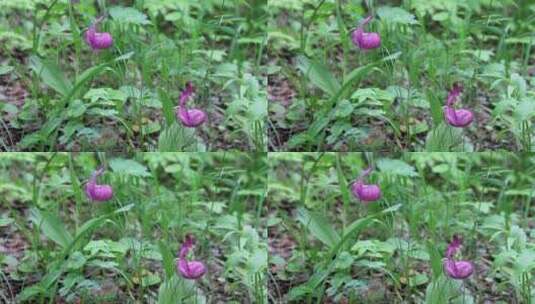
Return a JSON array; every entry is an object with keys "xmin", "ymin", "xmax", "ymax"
[
  {"xmin": 443, "ymin": 84, "xmax": 473, "ymax": 128},
  {"xmin": 84, "ymin": 17, "xmax": 113, "ymax": 50},
  {"xmin": 443, "ymin": 235, "xmax": 474, "ymax": 280},
  {"xmin": 352, "ymin": 16, "xmax": 381, "ymax": 50},
  {"xmin": 85, "ymin": 167, "xmax": 113, "ymax": 202},
  {"xmin": 177, "ymin": 235, "xmax": 206, "ymax": 280},
  {"xmin": 175, "ymin": 82, "xmax": 207, "ymax": 128},
  {"xmin": 351, "ymin": 167, "xmax": 381, "ymax": 203}
]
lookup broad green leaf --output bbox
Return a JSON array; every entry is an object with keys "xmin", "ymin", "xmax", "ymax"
[
  {"xmin": 328, "ymin": 52, "xmax": 401, "ymax": 108},
  {"xmin": 66, "ymin": 251, "xmax": 87, "ymax": 270},
  {"xmin": 377, "ymin": 158, "xmax": 418, "ymax": 177},
  {"xmin": 377, "ymin": 6, "xmax": 418, "ymax": 25},
  {"xmin": 286, "ymin": 132, "xmax": 310, "ymax": 149},
  {"xmin": 29, "ymin": 56, "xmax": 72, "ymax": 96},
  {"xmin": 0, "ymin": 217, "xmax": 14, "ymax": 227},
  {"xmin": 109, "ymin": 6, "xmax": 150, "ymax": 25},
  {"xmin": 84, "ymin": 88, "xmax": 127, "ymax": 103},
  {"xmin": 0, "ymin": 65, "xmax": 14, "ymax": 76},
  {"xmin": 18, "ymin": 285, "xmax": 45, "ymax": 302},
  {"xmin": 296, "ymin": 207, "xmax": 340, "ymax": 249},
  {"xmin": 514, "ymin": 98, "xmax": 535, "ymax": 121},
  {"xmin": 307, "ymin": 115, "xmax": 330, "ymax": 138},
  {"xmin": 335, "ymin": 100, "xmax": 354, "ymax": 118},
  {"xmin": 67, "ymin": 100, "xmax": 87, "ymax": 118},
  {"xmin": 30, "ymin": 208, "xmax": 73, "ymax": 249},
  {"xmin": 297, "ymin": 55, "xmax": 341, "ymax": 97},
  {"xmin": 109, "ymin": 158, "xmax": 150, "ymax": 177}
]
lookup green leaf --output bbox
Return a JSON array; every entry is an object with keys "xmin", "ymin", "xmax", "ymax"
[
  {"xmin": 141, "ymin": 274, "xmax": 161, "ymax": 287},
  {"xmin": 109, "ymin": 158, "xmax": 150, "ymax": 177},
  {"xmin": 67, "ymin": 100, "xmax": 87, "ymax": 118},
  {"xmin": 29, "ymin": 56, "xmax": 72, "ymax": 96},
  {"xmin": 334, "ymin": 251, "xmax": 354, "ymax": 270},
  {"xmin": 425, "ymin": 123, "xmax": 468, "ymax": 152},
  {"xmin": 18, "ymin": 285, "xmax": 45, "ymax": 302},
  {"xmin": 158, "ymin": 241, "xmax": 175, "ymax": 280},
  {"xmin": 84, "ymin": 88, "xmax": 127, "ymax": 103},
  {"xmin": 335, "ymin": 100, "xmax": 354, "ymax": 118},
  {"xmin": 297, "ymin": 55, "xmax": 341, "ymax": 97},
  {"xmin": 109, "ymin": 6, "xmax": 150, "ymax": 25},
  {"xmin": 514, "ymin": 98, "xmax": 535, "ymax": 121},
  {"xmin": 157, "ymin": 276, "xmax": 206, "ymax": 304},
  {"xmin": 0, "ymin": 217, "xmax": 14, "ymax": 227},
  {"xmin": 327, "ymin": 52, "xmax": 401, "ymax": 108},
  {"xmin": 30, "ymin": 208, "xmax": 73, "ymax": 249},
  {"xmin": 158, "ymin": 123, "xmax": 203, "ymax": 152},
  {"xmin": 66, "ymin": 251, "xmax": 87, "ymax": 270},
  {"xmin": 376, "ymin": 158, "xmax": 418, "ymax": 177},
  {"xmin": 250, "ymin": 97, "xmax": 268, "ymax": 120},
  {"xmin": 113, "ymin": 51, "xmax": 135, "ymax": 62},
  {"xmin": 426, "ymin": 89, "xmax": 444, "ymax": 127},
  {"xmin": 286, "ymin": 132, "xmax": 310, "ymax": 149},
  {"xmin": 307, "ymin": 115, "xmax": 330, "ymax": 138},
  {"xmin": 84, "ymin": 240, "xmax": 129, "ymax": 256},
  {"xmin": 335, "ymin": 155, "xmax": 351, "ymax": 217},
  {"xmin": 296, "ymin": 207, "xmax": 340, "ymax": 249},
  {"xmin": 158, "ymin": 88, "xmax": 176, "ymax": 126},
  {"xmin": 0, "ymin": 65, "xmax": 14, "ymax": 76},
  {"xmin": 377, "ymin": 6, "xmax": 418, "ymax": 25}
]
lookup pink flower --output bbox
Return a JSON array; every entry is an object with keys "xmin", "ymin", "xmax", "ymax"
[
  {"xmin": 352, "ymin": 16, "xmax": 381, "ymax": 50},
  {"xmin": 84, "ymin": 17, "xmax": 113, "ymax": 50},
  {"xmin": 85, "ymin": 167, "xmax": 113, "ymax": 202},
  {"xmin": 443, "ymin": 84, "xmax": 473, "ymax": 128},
  {"xmin": 175, "ymin": 82, "xmax": 207, "ymax": 128},
  {"xmin": 351, "ymin": 167, "xmax": 381, "ymax": 203},
  {"xmin": 443, "ymin": 235, "xmax": 474, "ymax": 280},
  {"xmin": 176, "ymin": 235, "xmax": 206, "ymax": 280}
]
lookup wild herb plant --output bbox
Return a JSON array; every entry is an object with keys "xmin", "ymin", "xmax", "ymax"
[
  {"xmin": 0, "ymin": 0, "xmax": 267, "ymax": 151},
  {"xmin": 0, "ymin": 152, "xmax": 267, "ymax": 303},
  {"xmin": 268, "ymin": 152, "xmax": 535, "ymax": 302},
  {"xmin": 268, "ymin": 0, "xmax": 535, "ymax": 151}
]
